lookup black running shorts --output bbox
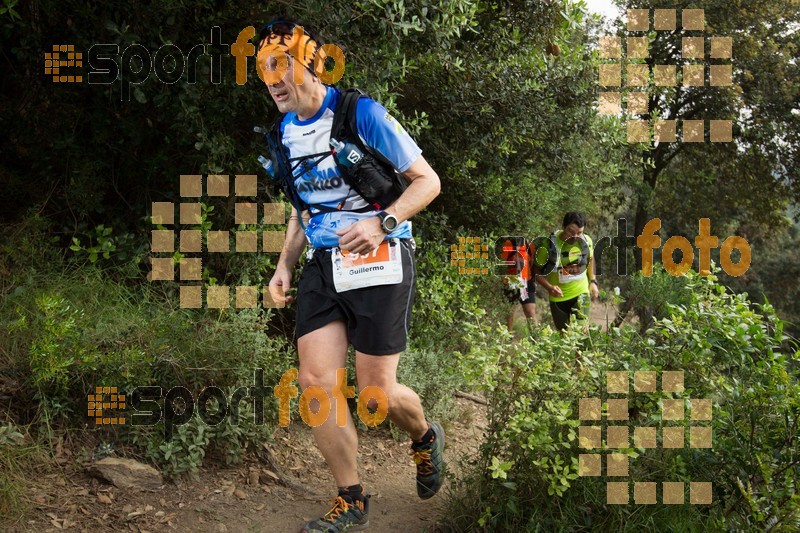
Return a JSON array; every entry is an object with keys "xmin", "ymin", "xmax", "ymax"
[
  {"xmin": 294, "ymin": 238, "xmax": 416, "ymax": 355},
  {"xmin": 549, "ymin": 293, "xmax": 590, "ymax": 331}
]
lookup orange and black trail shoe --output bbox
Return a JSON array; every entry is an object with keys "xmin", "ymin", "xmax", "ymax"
[
  {"xmin": 411, "ymin": 422, "xmax": 445, "ymax": 499},
  {"xmin": 301, "ymin": 495, "xmax": 370, "ymax": 532}
]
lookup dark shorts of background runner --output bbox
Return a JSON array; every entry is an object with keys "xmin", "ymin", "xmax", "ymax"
[
  {"xmin": 294, "ymin": 239, "xmax": 416, "ymax": 355},
  {"xmin": 550, "ymin": 294, "xmax": 590, "ymax": 331},
  {"xmin": 503, "ymin": 277, "xmax": 537, "ymax": 305}
]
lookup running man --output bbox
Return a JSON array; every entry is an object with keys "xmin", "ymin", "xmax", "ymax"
[
  {"xmin": 500, "ymin": 237, "xmax": 537, "ymax": 335},
  {"xmin": 536, "ymin": 212, "xmax": 600, "ymax": 331},
  {"xmin": 258, "ymin": 19, "xmax": 444, "ymax": 532}
]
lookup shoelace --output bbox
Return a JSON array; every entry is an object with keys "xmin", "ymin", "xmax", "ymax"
[
  {"xmin": 323, "ymin": 496, "xmax": 361, "ymax": 522},
  {"xmin": 411, "ymin": 447, "xmax": 433, "ymax": 475}
]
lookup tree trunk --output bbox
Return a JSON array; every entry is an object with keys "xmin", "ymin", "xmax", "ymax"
[
  {"xmin": 629, "ymin": 164, "xmax": 662, "ymax": 326},
  {"xmin": 633, "ymin": 166, "xmax": 659, "ymax": 271}
]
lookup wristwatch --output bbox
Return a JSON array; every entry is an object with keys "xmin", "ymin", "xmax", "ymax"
[
  {"xmin": 377, "ymin": 211, "xmax": 399, "ymax": 233},
  {"xmin": 590, "ymin": 279, "xmax": 598, "ymax": 286}
]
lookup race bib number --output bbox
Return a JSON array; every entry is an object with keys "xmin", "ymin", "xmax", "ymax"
[
  {"xmin": 558, "ymin": 268, "xmax": 585, "ymax": 284},
  {"xmin": 332, "ymin": 240, "xmax": 403, "ymax": 293},
  {"xmin": 519, "ymin": 283, "xmax": 529, "ymax": 301}
]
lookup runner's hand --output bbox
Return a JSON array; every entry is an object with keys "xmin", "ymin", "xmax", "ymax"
[
  {"xmin": 548, "ymin": 285, "xmax": 563, "ymax": 298},
  {"xmin": 335, "ymin": 217, "xmax": 384, "ymax": 255},
  {"xmin": 269, "ymin": 266, "xmax": 293, "ymax": 305},
  {"xmin": 590, "ymin": 284, "xmax": 600, "ymax": 301}
]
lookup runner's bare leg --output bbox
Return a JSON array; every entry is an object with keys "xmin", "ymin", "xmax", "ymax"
[
  {"xmin": 355, "ymin": 352, "xmax": 428, "ymax": 440},
  {"xmin": 297, "ymin": 319, "xmax": 359, "ymax": 487}
]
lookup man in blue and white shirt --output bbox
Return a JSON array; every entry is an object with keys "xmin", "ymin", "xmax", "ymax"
[{"xmin": 258, "ymin": 19, "xmax": 444, "ymax": 533}]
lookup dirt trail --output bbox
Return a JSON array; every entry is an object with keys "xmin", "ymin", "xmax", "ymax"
[
  {"xmin": 14, "ymin": 400, "xmax": 486, "ymax": 533},
  {"xmin": 508, "ymin": 298, "xmax": 618, "ymax": 332}
]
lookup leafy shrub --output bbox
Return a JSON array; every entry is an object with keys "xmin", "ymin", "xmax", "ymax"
[
  {"xmin": 128, "ymin": 397, "xmax": 269, "ymax": 476},
  {"xmin": 445, "ymin": 272, "xmax": 799, "ymax": 531},
  {"xmin": 0, "ymin": 266, "xmax": 294, "ymax": 475},
  {"xmin": 410, "ymin": 237, "xmax": 484, "ymax": 353},
  {"xmin": 626, "ymin": 264, "xmax": 693, "ymax": 331}
]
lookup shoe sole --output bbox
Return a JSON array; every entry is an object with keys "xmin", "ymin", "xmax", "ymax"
[{"xmin": 301, "ymin": 521, "xmax": 368, "ymax": 533}]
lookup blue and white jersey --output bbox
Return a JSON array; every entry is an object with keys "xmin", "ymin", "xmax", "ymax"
[{"xmin": 279, "ymin": 86, "xmax": 422, "ymax": 249}]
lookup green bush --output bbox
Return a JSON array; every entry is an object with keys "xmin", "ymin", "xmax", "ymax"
[
  {"xmin": 0, "ymin": 265, "xmax": 294, "ymax": 475},
  {"xmin": 128, "ymin": 396, "xmax": 267, "ymax": 476},
  {"xmin": 410, "ymin": 236, "xmax": 485, "ymax": 353},
  {"xmin": 391, "ymin": 236, "xmax": 483, "ymax": 423},
  {"xmin": 1, "ymin": 229, "xmax": 485, "ymax": 474},
  {"xmin": 445, "ymin": 272, "xmax": 799, "ymax": 531},
  {"xmin": 626, "ymin": 264, "xmax": 693, "ymax": 331}
]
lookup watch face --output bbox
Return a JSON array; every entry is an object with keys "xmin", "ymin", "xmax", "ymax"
[{"xmin": 382, "ymin": 214, "xmax": 398, "ymax": 231}]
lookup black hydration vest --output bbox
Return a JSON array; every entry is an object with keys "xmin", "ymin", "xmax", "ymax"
[{"xmin": 260, "ymin": 89, "xmax": 408, "ymax": 218}]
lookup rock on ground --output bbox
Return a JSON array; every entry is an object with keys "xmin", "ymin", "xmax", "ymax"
[{"xmin": 88, "ymin": 457, "xmax": 163, "ymax": 491}]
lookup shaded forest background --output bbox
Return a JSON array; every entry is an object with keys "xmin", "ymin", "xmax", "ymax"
[
  {"xmin": 0, "ymin": 0, "xmax": 799, "ymax": 530},
  {"xmin": 2, "ymin": 0, "xmax": 799, "ymax": 325}
]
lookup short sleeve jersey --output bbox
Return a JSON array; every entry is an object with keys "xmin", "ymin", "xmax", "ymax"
[
  {"xmin": 279, "ymin": 86, "xmax": 422, "ymax": 249},
  {"xmin": 546, "ymin": 231, "xmax": 594, "ymax": 302}
]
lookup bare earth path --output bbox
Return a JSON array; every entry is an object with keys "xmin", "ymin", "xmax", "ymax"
[{"xmin": 13, "ymin": 400, "xmax": 486, "ymax": 533}]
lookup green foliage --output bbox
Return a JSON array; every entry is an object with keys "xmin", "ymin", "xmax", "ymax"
[
  {"xmin": 0, "ymin": 2, "xmax": 798, "ymax": 526},
  {"xmin": 446, "ymin": 273, "xmax": 799, "ymax": 531},
  {"xmin": 0, "ymin": 0, "xmax": 623, "ymax": 249},
  {"xmin": 0, "ymin": 0, "xmax": 20, "ymax": 21},
  {"xmin": 410, "ymin": 237, "xmax": 484, "ymax": 352},
  {"xmin": 69, "ymin": 224, "xmax": 117, "ymax": 264},
  {"xmin": 655, "ymin": 275, "xmax": 799, "ymax": 531},
  {"xmin": 725, "ymin": 222, "xmax": 800, "ymax": 338},
  {"xmin": 619, "ymin": 0, "xmax": 800, "ymax": 266},
  {"xmin": 27, "ymin": 294, "xmax": 83, "ymax": 389},
  {"xmin": 0, "ymin": 264, "xmax": 294, "ymax": 476},
  {"xmin": 129, "ymin": 398, "xmax": 269, "ymax": 476},
  {"xmin": 397, "ymin": 346, "xmax": 462, "ymax": 425},
  {"xmin": 0, "ymin": 425, "xmax": 25, "ymax": 446},
  {"xmin": 626, "ymin": 264, "xmax": 693, "ymax": 331}
]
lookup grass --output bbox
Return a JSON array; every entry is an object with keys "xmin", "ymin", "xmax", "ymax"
[{"xmin": 0, "ymin": 430, "xmax": 48, "ymax": 525}]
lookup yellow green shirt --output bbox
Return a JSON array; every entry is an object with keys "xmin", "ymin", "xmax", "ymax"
[{"xmin": 546, "ymin": 231, "xmax": 594, "ymax": 302}]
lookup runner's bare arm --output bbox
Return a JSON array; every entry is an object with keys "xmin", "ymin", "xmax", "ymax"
[
  {"xmin": 386, "ymin": 155, "xmax": 441, "ymax": 223},
  {"xmin": 536, "ymin": 274, "xmax": 563, "ymax": 298},
  {"xmin": 336, "ymin": 155, "xmax": 441, "ymax": 254},
  {"xmin": 269, "ymin": 207, "xmax": 308, "ymax": 303},
  {"xmin": 588, "ymin": 256, "xmax": 600, "ymax": 300}
]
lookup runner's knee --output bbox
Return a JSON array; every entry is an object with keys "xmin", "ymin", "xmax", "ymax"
[
  {"xmin": 298, "ymin": 368, "xmax": 338, "ymax": 391},
  {"xmin": 357, "ymin": 379, "xmax": 396, "ymax": 411}
]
